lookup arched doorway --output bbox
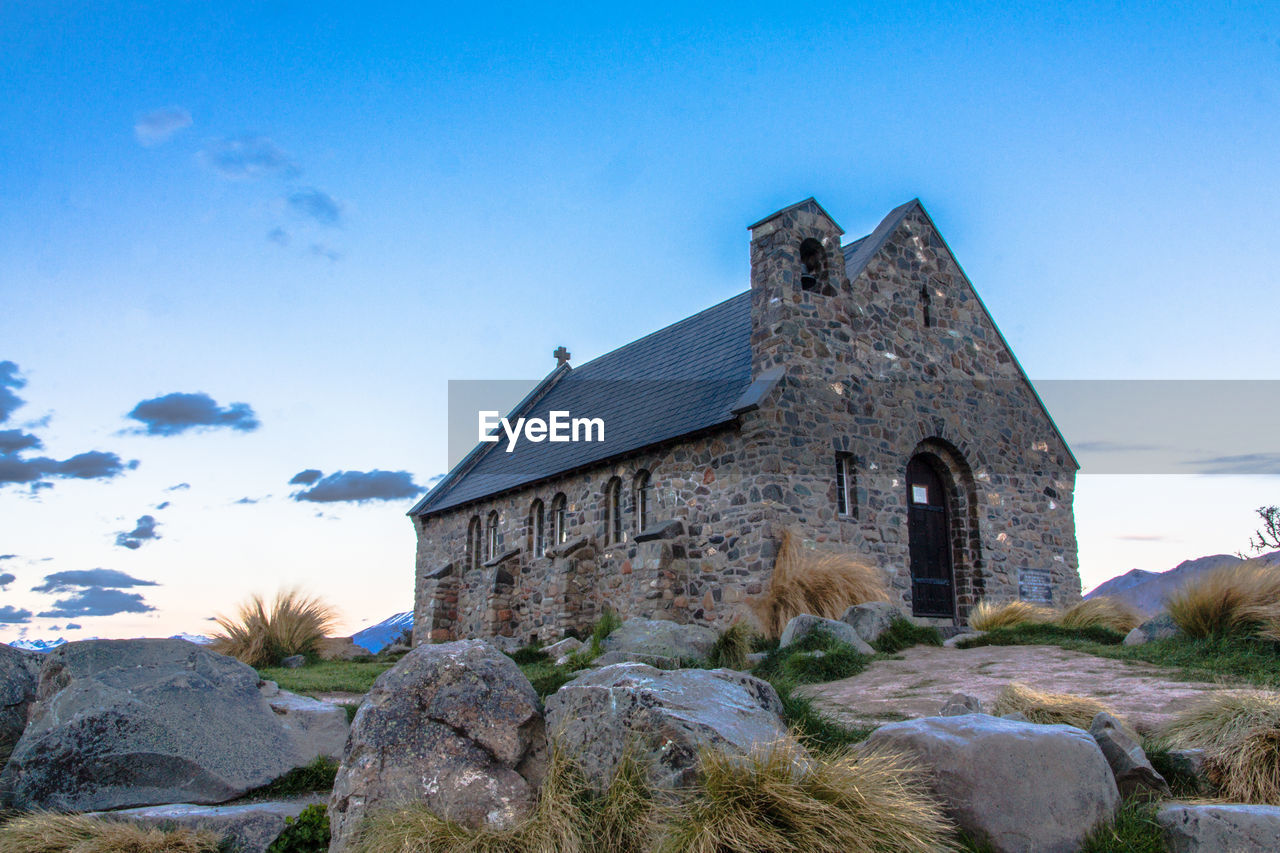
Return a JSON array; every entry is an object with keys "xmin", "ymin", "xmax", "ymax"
[{"xmin": 906, "ymin": 455, "xmax": 955, "ymax": 617}]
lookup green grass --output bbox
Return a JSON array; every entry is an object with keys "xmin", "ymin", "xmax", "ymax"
[
  {"xmin": 258, "ymin": 660, "xmax": 394, "ymax": 695},
  {"xmin": 1145, "ymin": 742, "xmax": 1209, "ymax": 798},
  {"xmin": 956, "ymin": 624, "xmax": 1280, "ymax": 688},
  {"xmin": 872, "ymin": 617, "xmax": 944, "ymax": 653},
  {"xmin": 242, "ymin": 757, "xmax": 339, "ymax": 800},
  {"xmin": 1078, "ymin": 801, "xmax": 1166, "ymax": 853}
]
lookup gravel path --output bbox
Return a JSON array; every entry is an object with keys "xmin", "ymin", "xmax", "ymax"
[{"xmin": 800, "ymin": 644, "xmax": 1240, "ymax": 734}]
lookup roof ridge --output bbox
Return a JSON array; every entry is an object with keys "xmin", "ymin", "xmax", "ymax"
[{"xmin": 570, "ymin": 290, "xmax": 750, "ymax": 373}]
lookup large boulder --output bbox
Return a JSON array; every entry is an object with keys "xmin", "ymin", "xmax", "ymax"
[
  {"xmin": 0, "ymin": 644, "xmax": 40, "ymax": 765},
  {"xmin": 861, "ymin": 715, "xmax": 1119, "ymax": 853},
  {"xmin": 88, "ymin": 800, "xmax": 320, "ymax": 853},
  {"xmin": 260, "ymin": 681, "xmax": 349, "ymax": 762},
  {"xmin": 1157, "ymin": 804, "xmax": 1280, "ymax": 853},
  {"xmin": 1089, "ymin": 712, "xmax": 1169, "ymax": 799},
  {"xmin": 602, "ymin": 618, "xmax": 718, "ymax": 662},
  {"xmin": 545, "ymin": 663, "xmax": 788, "ymax": 791},
  {"xmin": 0, "ymin": 639, "xmax": 305, "ymax": 812},
  {"xmin": 840, "ymin": 601, "xmax": 901, "ymax": 645},
  {"xmin": 1123, "ymin": 613, "xmax": 1181, "ymax": 646},
  {"xmin": 328, "ymin": 640, "xmax": 546, "ymax": 853},
  {"xmin": 779, "ymin": 614, "xmax": 874, "ymax": 655}
]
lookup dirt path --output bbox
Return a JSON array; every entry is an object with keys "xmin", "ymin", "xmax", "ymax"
[{"xmin": 801, "ymin": 644, "xmax": 1240, "ymax": 734}]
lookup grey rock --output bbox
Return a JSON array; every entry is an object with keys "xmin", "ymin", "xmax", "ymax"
[
  {"xmin": 486, "ymin": 635, "xmax": 524, "ymax": 654},
  {"xmin": 264, "ymin": 688, "xmax": 349, "ymax": 762},
  {"xmin": 0, "ymin": 639, "xmax": 304, "ymax": 812},
  {"xmin": 0, "ymin": 644, "xmax": 40, "ymax": 765},
  {"xmin": 592, "ymin": 649, "xmax": 679, "ymax": 669},
  {"xmin": 88, "ymin": 799, "xmax": 321, "ymax": 853},
  {"xmin": 1123, "ymin": 613, "xmax": 1181, "ymax": 647},
  {"xmin": 546, "ymin": 663, "xmax": 788, "ymax": 791},
  {"xmin": 602, "ymin": 617, "xmax": 718, "ymax": 661},
  {"xmin": 944, "ymin": 630, "xmax": 984, "ymax": 648},
  {"xmin": 939, "ymin": 693, "xmax": 984, "ymax": 716},
  {"xmin": 1089, "ymin": 712, "xmax": 1169, "ymax": 799},
  {"xmin": 1157, "ymin": 804, "xmax": 1280, "ymax": 853},
  {"xmin": 1001, "ymin": 712, "xmax": 1030, "ymax": 722},
  {"xmin": 281, "ymin": 655, "xmax": 306, "ymax": 669},
  {"xmin": 328, "ymin": 640, "xmax": 546, "ymax": 853},
  {"xmin": 778, "ymin": 614, "xmax": 874, "ymax": 655},
  {"xmin": 862, "ymin": 715, "xmax": 1119, "ymax": 853},
  {"xmin": 840, "ymin": 601, "xmax": 901, "ymax": 644},
  {"xmin": 1164, "ymin": 748, "xmax": 1213, "ymax": 794},
  {"xmin": 542, "ymin": 637, "xmax": 582, "ymax": 659}
]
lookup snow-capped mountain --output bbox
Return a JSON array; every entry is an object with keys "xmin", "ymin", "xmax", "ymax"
[
  {"xmin": 8, "ymin": 637, "xmax": 69, "ymax": 653},
  {"xmin": 169, "ymin": 633, "xmax": 213, "ymax": 645},
  {"xmin": 352, "ymin": 611, "xmax": 413, "ymax": 653}
]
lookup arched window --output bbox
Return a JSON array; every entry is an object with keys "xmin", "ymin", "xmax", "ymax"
[
  {"xmin": 633, "ymin": 470, "xmax": 651, "ymax": 533},
  {"xmin": 836, "ymin": 453, "xmax": 857, "ymax": 518},
  {"xmin": 485, "ymin": 510, "xmax": 500, "ymax": 561},
  {"xmin": 605, "ymin": 477, "xmax": 623, "ymax": 545},
  {"xmin": 529, "ymin": 499, "xmax": 545, "ymax": 558},
  {"xmin": 799, "ymin": 237, "xmax": 825, "ymax": 291},
  {"xmin": 466, "ymin": 515, "xmax": 481, "ymax": 571},
  {"xmin": 551, "ymin": 493, "xmax": 567, "ymax": 546}
]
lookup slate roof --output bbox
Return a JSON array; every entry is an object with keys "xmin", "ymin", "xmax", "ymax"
[{"xmin": 410, "ymin": 291, "xmax": 756, "ymax": 517}]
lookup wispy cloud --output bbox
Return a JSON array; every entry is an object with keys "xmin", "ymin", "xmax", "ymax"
[
  {"xmin": 1187, "ymin": 453, "xmax": 1280, "ymax": 476},
  {"xmin": 310, "ymin": 243, "xmax": 341, "ymax": 262},
  {"xmin": 288, "ymin": 188, "xmax": 343, "ymax": 226},
  {"xmin": 0, "ymin": 573, "xmax": 14, "ymax": 589},
  {"xmin": 288, "ymin": 469, "xmax": 323, "ymax": 485},
  {"xmin": 115, "ymin": 515, "xmax": 160, "ymax": 550},
  {"xmin": 290, "ymin": 469, "xmax": 426, "ymax": 503},
  {"xmin": 0, "ymin": 430, "xmax": 42, "ymax": 454},
  {"xmin": 199, "ymin": 135, "xmax": 295, "ymax": 180},
  {"xmin": 1117, "ymin": 534, "xmax": 1168, "ymax": 542},
  {"xmin": 127, "ymin": 392, "xmax": 259, "ymax": 436},
  {"xmin": 0, "ymin": 451, "xmax": 136, "ymax": 488},
  {"xmin": 33, "ymin": 568, "xmax": 159, "ymax": 594},
  {"xmin": 0, "ymin": 606, "xmax": 32, "ymax": 624},
  {"xmin": 0, "ymin": 361, "xmax": 26, "ymax": 423},
  {"xmin": 267, "ymin": 227, "xmax": 290, "ymax": 246},
  {"xmin": 38, "ymin": 588, "xmax": 156, "ymax": 618},
  {"xmin": 166, "ymin": 482, "xmax": 190, "ymax": 492},
  {"xmin": 135, "ymin": 107, "xmax": 192, "ymax": 146}
]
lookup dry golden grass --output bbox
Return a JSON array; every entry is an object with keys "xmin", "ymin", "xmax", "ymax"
[
  {"xmin": 1160, "ymin": 689, "xmax": 1280, "ymax": 804},
  {"xmin": 990, "ymin": 682, "xmax": 1119, "ymax": 730},
  {"xmin": 1058, "ymin": 597, "xmax": 1142, "ymax": 634},
  {"xmin": 1165, "ymin": 560, "xmax": 1280, "ymax": 640},
  {"xmin": 707, "ymin": 620, "xmax": 753, "ymax": 670},
  {"xmin": 0, "ymin": 812, "xmax": 221, "ymax": 853},
  {"xmin": 753, "ymin": 529, "xmax": 888, "ymax": 639},
  {"xmin": 353, "ymin": 746, "xmax": 656, "ymax": 853},
  {"xmin": 659, "ymin": 739, "xmax": 957, "ymax": 853},
  {"xmin": 967, "ymin": 600, "xmax": 1056, "ymax": 632},
  {"xmin": 210, "ymin": 586, "xmax": 338, "ymax": 668}
]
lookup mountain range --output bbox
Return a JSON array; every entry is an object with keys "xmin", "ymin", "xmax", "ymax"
[
  {"xmin": 352, "ymin": 611, "xmax": 413, "ymax": 652},
  {"xmin": 1085, "ymin": 550, "xmax": 1280, "ymax": 616}
]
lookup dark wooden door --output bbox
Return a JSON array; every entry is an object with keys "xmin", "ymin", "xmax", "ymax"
[{"xmin": 907, "ymin": 456, "xmax": 954, "ymax": 617}]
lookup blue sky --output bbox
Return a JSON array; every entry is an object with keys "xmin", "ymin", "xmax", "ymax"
[{"xmin": 2, "ymin": 1, "xmax": 1278, "ymax": 641}]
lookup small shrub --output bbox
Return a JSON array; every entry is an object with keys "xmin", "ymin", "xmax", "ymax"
[
  {"xmin": 0, "ymin": 813, "xmax": 221, "ymax": 853},
  {"xmin": 248, "ymin": 756, "xmax": 339, "ymax": 798},
  {"xmin": 212, "ymin": 587, "xmax": 338, "ymax": 668},
  {"xmin": 706, "ymin": 621, "xmax": 753, "ymax": 670},
  {"xmin": 1059, "ymin": 597, "xmax": 1142, "ymax": 634},
  {"xmin": 753, "ymin": 528, "xmax": 888, "ymax": 639},
  {"xmin": 872, "ymin": 617, "xmax": 944, "ymax": 654},
  {"xmin": 1159, "ymin": 688, "xmax": 1280, "ymax": 804},
  {"xmin": 659, "ymin": 739, "xmax": 958, "ymax": 853},
  {"xmin": 1165, "ymin": 561, "xmax": 1280, "ymax": 639},
  {"xmin": 267, "ymin": 804, "xmax": 330, "ymax": 853},
  {"xmin": 990, "ymin": 682, "xmax": 1118, "ymax": 729},
  {"xmin": 967, "ymin": 600, "xmax": 1055, "ymax": 632}
]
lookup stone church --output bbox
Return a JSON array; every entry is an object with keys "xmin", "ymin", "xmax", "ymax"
[{"xmin": 409, "ymin": 198, "xmax": 1081, "ymax": 644}]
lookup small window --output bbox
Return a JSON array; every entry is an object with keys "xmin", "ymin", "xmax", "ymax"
[
  {"xmin": 836, "ymin": 454, "xmax": 857, "ymax": 519},
  {"xmin": 605, "ymin": 477, "xmax": 623, "ymax": 545},
  {"xmin": 466, "ymin": 515, "xmax": 481, "ymax": 571},
  {"xmin": 920, "ymin": 284, "xmax": 933, "ymax": 327},
  {"xmin": 485, "ymin": 510, "xmax": 500, "ymax": 561},
  {"xmin": 633, "ymin": 470, "xmax": 651, "ymax": 533},
  {"xmin": 529, "ymin": 499, "xmax": 545, "ymax": 558},
  {"xmin": 799, "ymin": 237, "xmax": 824, "ymax": 291},
  {"xmin": 551, "ymin": 493, "xmax": 568, "ymax": 545}
]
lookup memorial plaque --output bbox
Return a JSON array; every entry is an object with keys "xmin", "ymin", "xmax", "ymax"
[{"xmin": 1018, "ymin": 568, "xmax": 1053, "ymax": 605}]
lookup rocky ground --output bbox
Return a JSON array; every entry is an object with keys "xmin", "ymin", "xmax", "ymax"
[{"xmin": 802, "ymin": 643, "xmax": 1234, "ymax": 733}]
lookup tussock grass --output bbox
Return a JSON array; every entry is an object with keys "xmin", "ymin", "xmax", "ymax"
[
  {"xmin": 872, "ymin": 617, "xmax": 944, "ymax": 654},
  {"xmin": 1159, "ymin": 688, "xmax": 1280, "ymax": 804},
  {"xmin": 1165, "ymin": 561, "xmax": 1280, "ymax": 640},
  {"xmin": 0, "ymin": 813, "xmax": 221, "ymax": 853},
  {"xmin": 956, "ymin": 622, "xmax": 1126, "ymax": 649},
  {"xmin": 660, "ymin": 739, "xmax": 957, "ymax": 853},
  {"xmin": 707, "ymin": 621, "xmax": 753, "ymax": 670},
  {"xmin": 1060, "ymin": 597, "xmax": 1142, "ymax": 634},
  {"xmin": 990, "ymin": 682, "xmax": 1118, "ymax": 729},
  {"xmin": 212, "ymin": 587, "xmax": 338, "ymax": 668},
  {"xmin": 967, "ymin": 600, "xmax": 1056, "ymax": 632},
  {"xmin": 753, "ymin": 529, "xmax": 888, "ymax": 639}
]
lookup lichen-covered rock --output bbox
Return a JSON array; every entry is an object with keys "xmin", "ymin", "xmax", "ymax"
[
  {"xmin": 1123, "ymin": 613, "xmax": 1181, "ymax": 646},
  {"xmin": 0, "ymin": 639, "xmax": 303, "ymax": 812},
  {"xmin": 89, "ymin": 800, "xmax": 320, "ymax": 853},
  {"xmin": 1157, "ymin": 804, "xmax": 1280, "ymax": 853},
  {"xmin": 778, "ymin": 614, "xmax": 874, "ymax": 655},
  {"xmin": 1089, "ymin": 712, "xmax": 1169, "ymax": 799},
  {"xmin": 840, "ymin": 601, "xmax": 901, "ymax": 645},
  {"xmin": 0, "ymin": 644, "xmax": 40, "ymax": 765},
  {"xmin": 601, "ymin": 618, "xmax": 718, "ymax": 661},
  {"xmin": 542, "ymin": 637, "xmax": 582, "ymax": 660},
  {"xmin": 862, "ymin": 714, "xmax": 1119, "ymax": 853},
  {"xmin": 327, "ymin": 640, "xmax": 546, "ymax": 853},
  {"xmin": 545, "ymin": 663, "xmax": 788, "ymax": 791}
]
